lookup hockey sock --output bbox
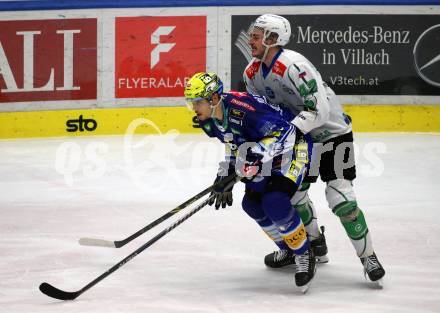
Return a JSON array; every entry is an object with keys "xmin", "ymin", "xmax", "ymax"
[
  {"xmin": 262, "ymin": 191, "xmax": 309, "ymax": 255},
  {"xmin": 326, "ymin": 179, "xmax": 374, "ymax": 257},
  {"xmin": 280, "ymin": 218, "xmax": 309, "ymax": 255},
  {"xmin": 295, "ymin": 201, "xmax": 320, "ymax": 240},
  {"xmin": 242, "ymin": 193, "xmax": 289, "ymax": 250},
  {"xmin": 333, "ymin": 202, "xmax": 367, "ymax": 240},
  {"xmin": 291, "ymin": 183, "xmax": 321, "ymax": 239},
  {"xmin": 261, "ymin": 223, "xmax": 290, "ymax": 250},
  {"xmin": 333, "ymin": 202, "xmax": 373, "ymax": 257}
]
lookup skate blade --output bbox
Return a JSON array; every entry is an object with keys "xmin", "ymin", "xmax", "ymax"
[
  {"xmin": 296, "ymin": 271, "xmax": 316, "ymax": 294},
  {"xmin": 316, "ymin": 255, "xmax": 329, "ymax": 264},
  {"xmin": 296, "ymin": 282, "xmax": 311, "ymax": 294},
  {"xmin": 366, "ymin": 277, "xmax": 384, "ymax": 289}
]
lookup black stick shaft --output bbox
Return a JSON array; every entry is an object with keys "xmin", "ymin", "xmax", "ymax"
[
  {"xmin": 84, "ymin": 196, "xmax": 213, "ymax": 294},
  {"xmin": 40, "ymin": 195, "xmax": 216, "ymax": 300},
  {"xmin": 93, "ymin": 172, "xmax": 237, "ymax": 248},
  {"xmin": 115, "ymin": 187, "xmax": 210, "ymax": 247}
]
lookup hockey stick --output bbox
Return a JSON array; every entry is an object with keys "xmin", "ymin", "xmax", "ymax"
[
  {"xmin": 234, "ymin": 30, "xmax": 252, "ymax": 62},
  {"xmin": 79, "ymin": 172, "xmax": 238, "ymax": 248},
  {"xmin": 39, "ymin": 191, "xmax": 224, "ymax": 301}
]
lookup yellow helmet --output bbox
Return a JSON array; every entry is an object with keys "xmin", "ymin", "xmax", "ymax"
[{"xmin": 184, "ymin": 72, "xmax": 224, "ymax": 103}]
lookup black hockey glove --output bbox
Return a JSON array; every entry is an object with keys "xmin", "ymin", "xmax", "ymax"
[{"xmin": 209, "ymin": 161, "xmax": 235, "ymax": 210}]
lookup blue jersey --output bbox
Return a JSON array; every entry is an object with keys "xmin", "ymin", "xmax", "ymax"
[{"xmin": 199, "ymin": 91, "xmax": 296, "ymax": 162}]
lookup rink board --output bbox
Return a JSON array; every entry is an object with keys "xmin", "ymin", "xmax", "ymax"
[
  {"xmin": 0, "ymin": 5, "xmax": 439, "ymax": 138},
  {"xmin": 1, "ymin": 104, "xmax": 439, "ymax": 138},
  {"xmin": 0, "ymin": 107, "xmax": 196, "ymax": 138}
]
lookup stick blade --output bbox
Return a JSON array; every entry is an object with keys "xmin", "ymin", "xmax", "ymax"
[
  {"xmin": 78, "ymin": 237, "xmax": 116, "ymax": 248},
  {"xmin": 39, "ymin": 282, "xmax": 80, "ymax": 300}
]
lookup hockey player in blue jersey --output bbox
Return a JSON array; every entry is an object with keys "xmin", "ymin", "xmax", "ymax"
[{"xmin": 184, "ymin": 72, "xmax": 316, "ymax": 291}]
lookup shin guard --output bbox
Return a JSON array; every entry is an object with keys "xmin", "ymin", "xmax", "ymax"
[{"xmin": 326, "ymin": 179, "xmax": 373, "ymax": 257}]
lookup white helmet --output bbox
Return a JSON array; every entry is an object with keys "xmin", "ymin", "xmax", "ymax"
[{"xmin": 252, "ymin": 14, "xmax": 291, "ymax": 46}]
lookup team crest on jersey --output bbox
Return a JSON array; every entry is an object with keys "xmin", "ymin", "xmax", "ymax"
[
  {"xmin": 245, "ymin": 60, "xmax": 261, "ymax": 79},
  {"xmin": 229, "ymin": 108, "xmax": 244, "ymax": 125},
  {"xmin": 230, "ymin": 108, "xmax": 245, "ymax": 119},
  {"xmin": 265, "ymin": 87, "xmax": 275, "ymax": 98},
  {"xmin": 272, "ymin": 61, "xmax": 287, "ymax": 77}
]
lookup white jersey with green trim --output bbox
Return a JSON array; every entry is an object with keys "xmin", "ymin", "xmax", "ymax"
[{"xmin": 243, "ymin": 49, "xmax": 351, "ymax": 142}]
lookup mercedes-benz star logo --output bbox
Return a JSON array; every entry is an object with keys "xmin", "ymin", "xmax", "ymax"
[{"xmin": 413, "ymin": 24, "xmax": 440, "ymax": 88}]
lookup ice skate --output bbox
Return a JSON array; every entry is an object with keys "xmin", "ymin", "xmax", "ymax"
[
  {"xmin": 295, "ymin": 247, "xmax": 316, "ymax": 293},
  {"xmin": 265, "ymin": 226, "xmax": 328, "ymax": 268},
  {"xmin": 264, "ymin": 249, "xmax": 295, "ymax": 268},
  {"xmin": 311, "ymin": 226, "xmax": 329, "ymax": 263},
  {"xmin": 361, "ymin": 252, "xmax": 385, "ymax": 289}
]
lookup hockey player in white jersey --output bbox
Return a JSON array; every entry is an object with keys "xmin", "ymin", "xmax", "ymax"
[{"xmin": 243, "ymin": 14, "xmax": 385, "ymax": 285}]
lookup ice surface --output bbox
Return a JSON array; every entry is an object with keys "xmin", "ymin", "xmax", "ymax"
[{"xmin": 0, "ymin": 133, "xmax": 439, "ymax": 313}]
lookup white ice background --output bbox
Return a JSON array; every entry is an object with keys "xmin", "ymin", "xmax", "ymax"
[{"xmin": 1, "ymin": 133, "xmax": 439, "ymax": 313}]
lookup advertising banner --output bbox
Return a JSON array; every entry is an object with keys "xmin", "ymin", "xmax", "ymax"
[
  {"xmin": 231, "ymin": 15, "xmax": 440, "ymax": 96},
  {"xmin": 115, "ymin": 15, "xmax": 207, "ymax": 98},
  {"xmin": 0, "ymin": 18, "xmax": 97, "ymax": 103}
]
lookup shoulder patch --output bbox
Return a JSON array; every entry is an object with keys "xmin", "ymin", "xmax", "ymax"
[
  {"xmin": 245, "ymin": 60, "xmax": 261, "ymax": 79},
  {"xmin": 272, "ymin": 61, "xmax": 287, "ymax": 77}
]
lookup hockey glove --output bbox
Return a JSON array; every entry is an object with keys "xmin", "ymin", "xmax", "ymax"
[
  {"xmin": 209, "ymin": 161, "xmax": 235, "ymax": 210},
  {"xmin": 236, "ymin": 148, "xmax": 263, "ymax": 181}
]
